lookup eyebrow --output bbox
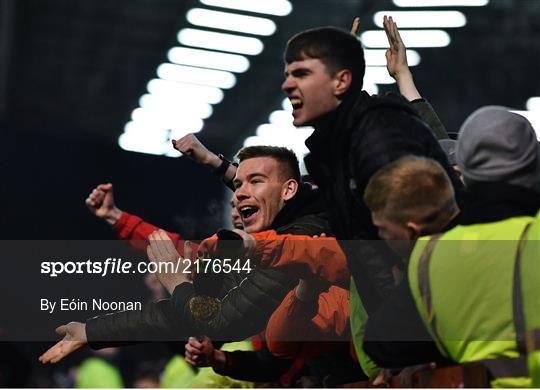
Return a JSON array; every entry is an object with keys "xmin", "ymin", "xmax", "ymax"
[
  {"xmin": 232, "ymin": 173, "xmax": 268, "ymax": 188},
  {"xmin": 247, "ymin": 173, "xmax": 268, "ymax": 180},
  {"xmin": 284, "ymin": 67, "xmax": 311, "ymax": 77}
]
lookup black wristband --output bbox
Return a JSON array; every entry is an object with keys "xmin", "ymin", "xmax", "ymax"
[{"xmin": 212, "ymin": 154, "xmax": 231, "ymax": 176}]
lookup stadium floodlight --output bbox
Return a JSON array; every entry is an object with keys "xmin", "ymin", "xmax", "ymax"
[
  {"xmin": 526, "ymin": 97, "xmax": 540, "ymax": 112},
  {"xmin": 157, "ymin": 63, "xmax": 236, "ymax": 89},
  {"xmin": 118, "ymin": 130, "xmax": 172, "ymax": 156},
  {"xmin": 364, "ymin": 67, "xmax": 396, "ymax": 84},
  {"xmin": 146, "ymin": 79, "xmax": 224, "ymax": 105},
  {"xmin": 127, "ymin": 111, "xmax": 204, "ymax": 134},
  {"xmin": 187, "ymin": 8, "xmax": 276, "ymax": 36},
  {"xmin": 374, "ymin": 11, "xmax": 466, "ymax": 28},
  {"xmin": 167, "ymin": 47, "xmax": 250, "ymax": 73},
  {"xmin": 178, "ymin": 28, "xmax": 264, "ymax": 55},
  {"xmin": 393, "ymin": 0, "xmax": 488, "ymax": 7},
  {"xmin": 200, "ymin": 0, "xmax": 292, "ymax": 16},
  {"xmin": 361, "ymin": 30, "xmax": 451, "ymax": 48},
  {"xmin": 138, "ymin": 94, "xmax": 213, "ymax": 119},
  {"xmin": 364, "ymin": 49, "xmax": 420, "ymax": 67}
]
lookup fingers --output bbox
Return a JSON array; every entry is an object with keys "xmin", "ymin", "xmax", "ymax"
[
  {"xmin": 188, "ymin": 336, "xmax": 203, "ymax": 349},
  {"xmin": 383, "ymin": 15, "xmax": 397, "ymax": 49},
  {"xmin": 85, "ymin": 188, "xmax": 106, "ymax": 208},
  {"xmin": 186, "ymin": 343, "xmax": 203, "ymax": 354},
  {"xmin": 97, "ymin": 183, "xmax": 113, "ymax": 192},
  {"xmin": 148, "ymin": 230, "xmax": 179, "ymax": 263},
  {"xmin": 55, "ymin": 325, "xmax": 67, "ymax": 336},
  {"xmin": 39, "ymin": 341, "xmax": 64, "ymax": 364},
  {"xmin": 392, "ymin": 18, "xmax": 405, "ymax": 47},
  {"xmin": 39, "ymin": 340, "xmax": 83, "ymax": 364},
  {"xmin": 148, "ymin": 231, "xmax": 167, "ymax": 261},
  {"xmin": 172, "ymin": 133, "xmax": 197, "ymax": 154},
  {"xmin": 146, "ymin": 245, "xmax": 157, "ymax": 263},
  {"xmin": 350, "ymin": 17, "xmax": 360, "ymax": 35}
]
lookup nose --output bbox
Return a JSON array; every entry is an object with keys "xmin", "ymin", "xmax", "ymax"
[
  {"xmin": 281, "ymin": 76, "xmax": 296, "ymax": 94},
  {"xmin": 235, "ymin": 183, "xmax": 249, "ymax": 201}
]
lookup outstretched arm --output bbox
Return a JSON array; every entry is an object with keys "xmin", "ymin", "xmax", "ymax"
[
  {"xmin": 39, "ymin": 322, "xmax": 88, "ymax": 364},
  {"xmin": 383, "ymin": 15, "xmax": 421, "ymax": 101}
]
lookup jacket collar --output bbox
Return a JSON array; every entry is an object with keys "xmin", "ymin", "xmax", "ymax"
[
  {"xmin": 458, "ymin": 181, "xmax": 540, "ymax": 225},
  {"xmin": 270, "ymin": 183, "xmax": 326, "ymax": 230}
]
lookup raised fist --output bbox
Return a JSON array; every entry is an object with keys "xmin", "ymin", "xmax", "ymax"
[{"xmin": 85, "ymin": 183, "xmax": 122, "ymax": 226}]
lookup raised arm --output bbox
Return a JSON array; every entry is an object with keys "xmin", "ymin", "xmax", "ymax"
[
  {"xmin": 172, "ymin": 133, "xmax": 237, "ymax": 188},
  {"xmin": 383, "ymin": 16, "xmax": 448, "ymax": 139},
  {"xmin": 383, "ymin": 16, "xmax": 421, "ymax": 101}
]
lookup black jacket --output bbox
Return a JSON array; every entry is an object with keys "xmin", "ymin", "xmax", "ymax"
[
  {"xmin": 304, "ymin": 90, "xmax": 462, "ymax": 313},
  {"xmin": 86, "ymin": 183, "xmax": 330, "ymax": 346}
]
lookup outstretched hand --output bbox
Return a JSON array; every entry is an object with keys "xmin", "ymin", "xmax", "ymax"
[
  {"xmin": 383, "ymin": 15, "xmax": 409, "ymax": 80},
  {"xmin": 39, "ymin": 322, "xmax": 87, "ymax": 364}
]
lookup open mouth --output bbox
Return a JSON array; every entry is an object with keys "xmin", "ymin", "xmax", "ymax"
[
  {"xmin": 239, "ymin": 206, "xmax": 260, "ymax": 224},
  {"xmin": 289, "ymin": 97, "xmax": 303, "ymax": 110}
]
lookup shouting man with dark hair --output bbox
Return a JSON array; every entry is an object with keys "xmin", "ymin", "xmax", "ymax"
[{"xmin": 280, "ymin": 25, "xmax": 462, "ymax": 312}]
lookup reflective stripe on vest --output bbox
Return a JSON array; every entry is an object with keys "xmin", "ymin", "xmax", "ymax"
[{"xmin": 416, "ymin": 222, "xmax": 532, "ymax": 378}]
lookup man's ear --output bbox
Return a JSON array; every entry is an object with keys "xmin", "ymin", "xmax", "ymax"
[
  {"xmin": 282, "ymin": 179, "xmax": 299, "ymax": 201},
  {"xmin": 333, "ymin": 69, "xmax": 353, "ymax": 96},
  {"xmin": 405, "ymin": 222, "xmax": 423, "ymax": 240}
]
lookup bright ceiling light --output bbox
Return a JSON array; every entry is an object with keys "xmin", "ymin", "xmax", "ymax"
[
  {"xmin": 363, "ymin": 81, "xmax": 379, "ymax": 95},
  {"xmin": 393, "ymin": 0, "xmax": 488, "ymax": 6},
  {"xmin": 364, "ymin": 67, "xmax": 396, "ymax": 84},
  {"xmin": 187, "ymin": 8, "xmax": 276, "ymax": 36},
  {"xmin": 269, "ymin": 110, "xmax": 293, "ymax": 127},
  {"xmin": 125, "ymin": 117, "xmax": 204, "ymax": 135},
  {"xmin": 364, "ymin": 49, "xmax": 420, "ymax": 67},
  {"xmin": 374, "ymin": 11, "xmax": 466, "ymax": 28},
  {"xmin": 526, "ymin": 97, "xmax": 540, "ymax": 111},
  {"xmin": 255, "ymin": 123, "xmax": 313, "ymax": 139},
  {"xmin": 146, "ymin": 79, "xmax": 224, "ymax": 105},
  {"xmin": 157, "ymin": 63, "xmax": 236, "ymax": 89},
  {"xmin": 138, "ymin": 94, "xmax": 213, "ymax": 119},
  {"xmin": 511, "ymin": 111, "xmax": 540, "ymax": 141},
  {"xmin": 178, "ymin": 28, "xmax": 264, "ymax": 55},
  {"xmin": 167, "ymin": 47, "xmax": 249, "ymax": 73},
  {"xmin": 361, "ymin": 30, "xmax": 451, "ymax": 48},
  {"xmin": 118, "ymin": 130, "xmax": 172, "ymax": 156},
  {"xmin": 200, "ymin": 0, "xmax": 292, "ymax": 16},
  {"xmin": 282, "ymin": 98, "xmax": 293, "ymax": 112}
]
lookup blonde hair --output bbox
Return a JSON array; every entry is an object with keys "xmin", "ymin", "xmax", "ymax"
[{"xmin": 364, "ymin": 156, "xmax": 456, "ymax": 224}]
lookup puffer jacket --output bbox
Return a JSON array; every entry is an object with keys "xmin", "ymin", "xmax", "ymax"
[
  {"xmin": 86, "ymin": 183, "xmax": 330, "ymax": 346},
  {"xmin": 304, "ymin": 89, "xmax": 463, "ymax": 314}
]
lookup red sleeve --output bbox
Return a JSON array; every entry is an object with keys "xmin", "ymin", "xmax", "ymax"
[
  {"xmin": 250, "ymin": 231, "xmax": 350, "ymax": 285},
  {"xmin": 265, "ymin": 286, "xmax": 350, "ymax": 359},
  {"xmin": 112, "ymin": 211, "xmax": 197, "ymax": 256}
]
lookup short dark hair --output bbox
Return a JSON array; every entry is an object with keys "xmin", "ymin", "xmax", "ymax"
[
  {"xmin": 285, "ymin": 26, "xmax": 365, "ymax": 91},
  {"xmin": 235, "ymin": 146, "xmax": 301, "ymax": 183}
]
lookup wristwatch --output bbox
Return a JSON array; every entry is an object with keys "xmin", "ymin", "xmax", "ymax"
[{"xmin": 212, "ymin": 154, "xmax": 232, "ymax": 176}]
